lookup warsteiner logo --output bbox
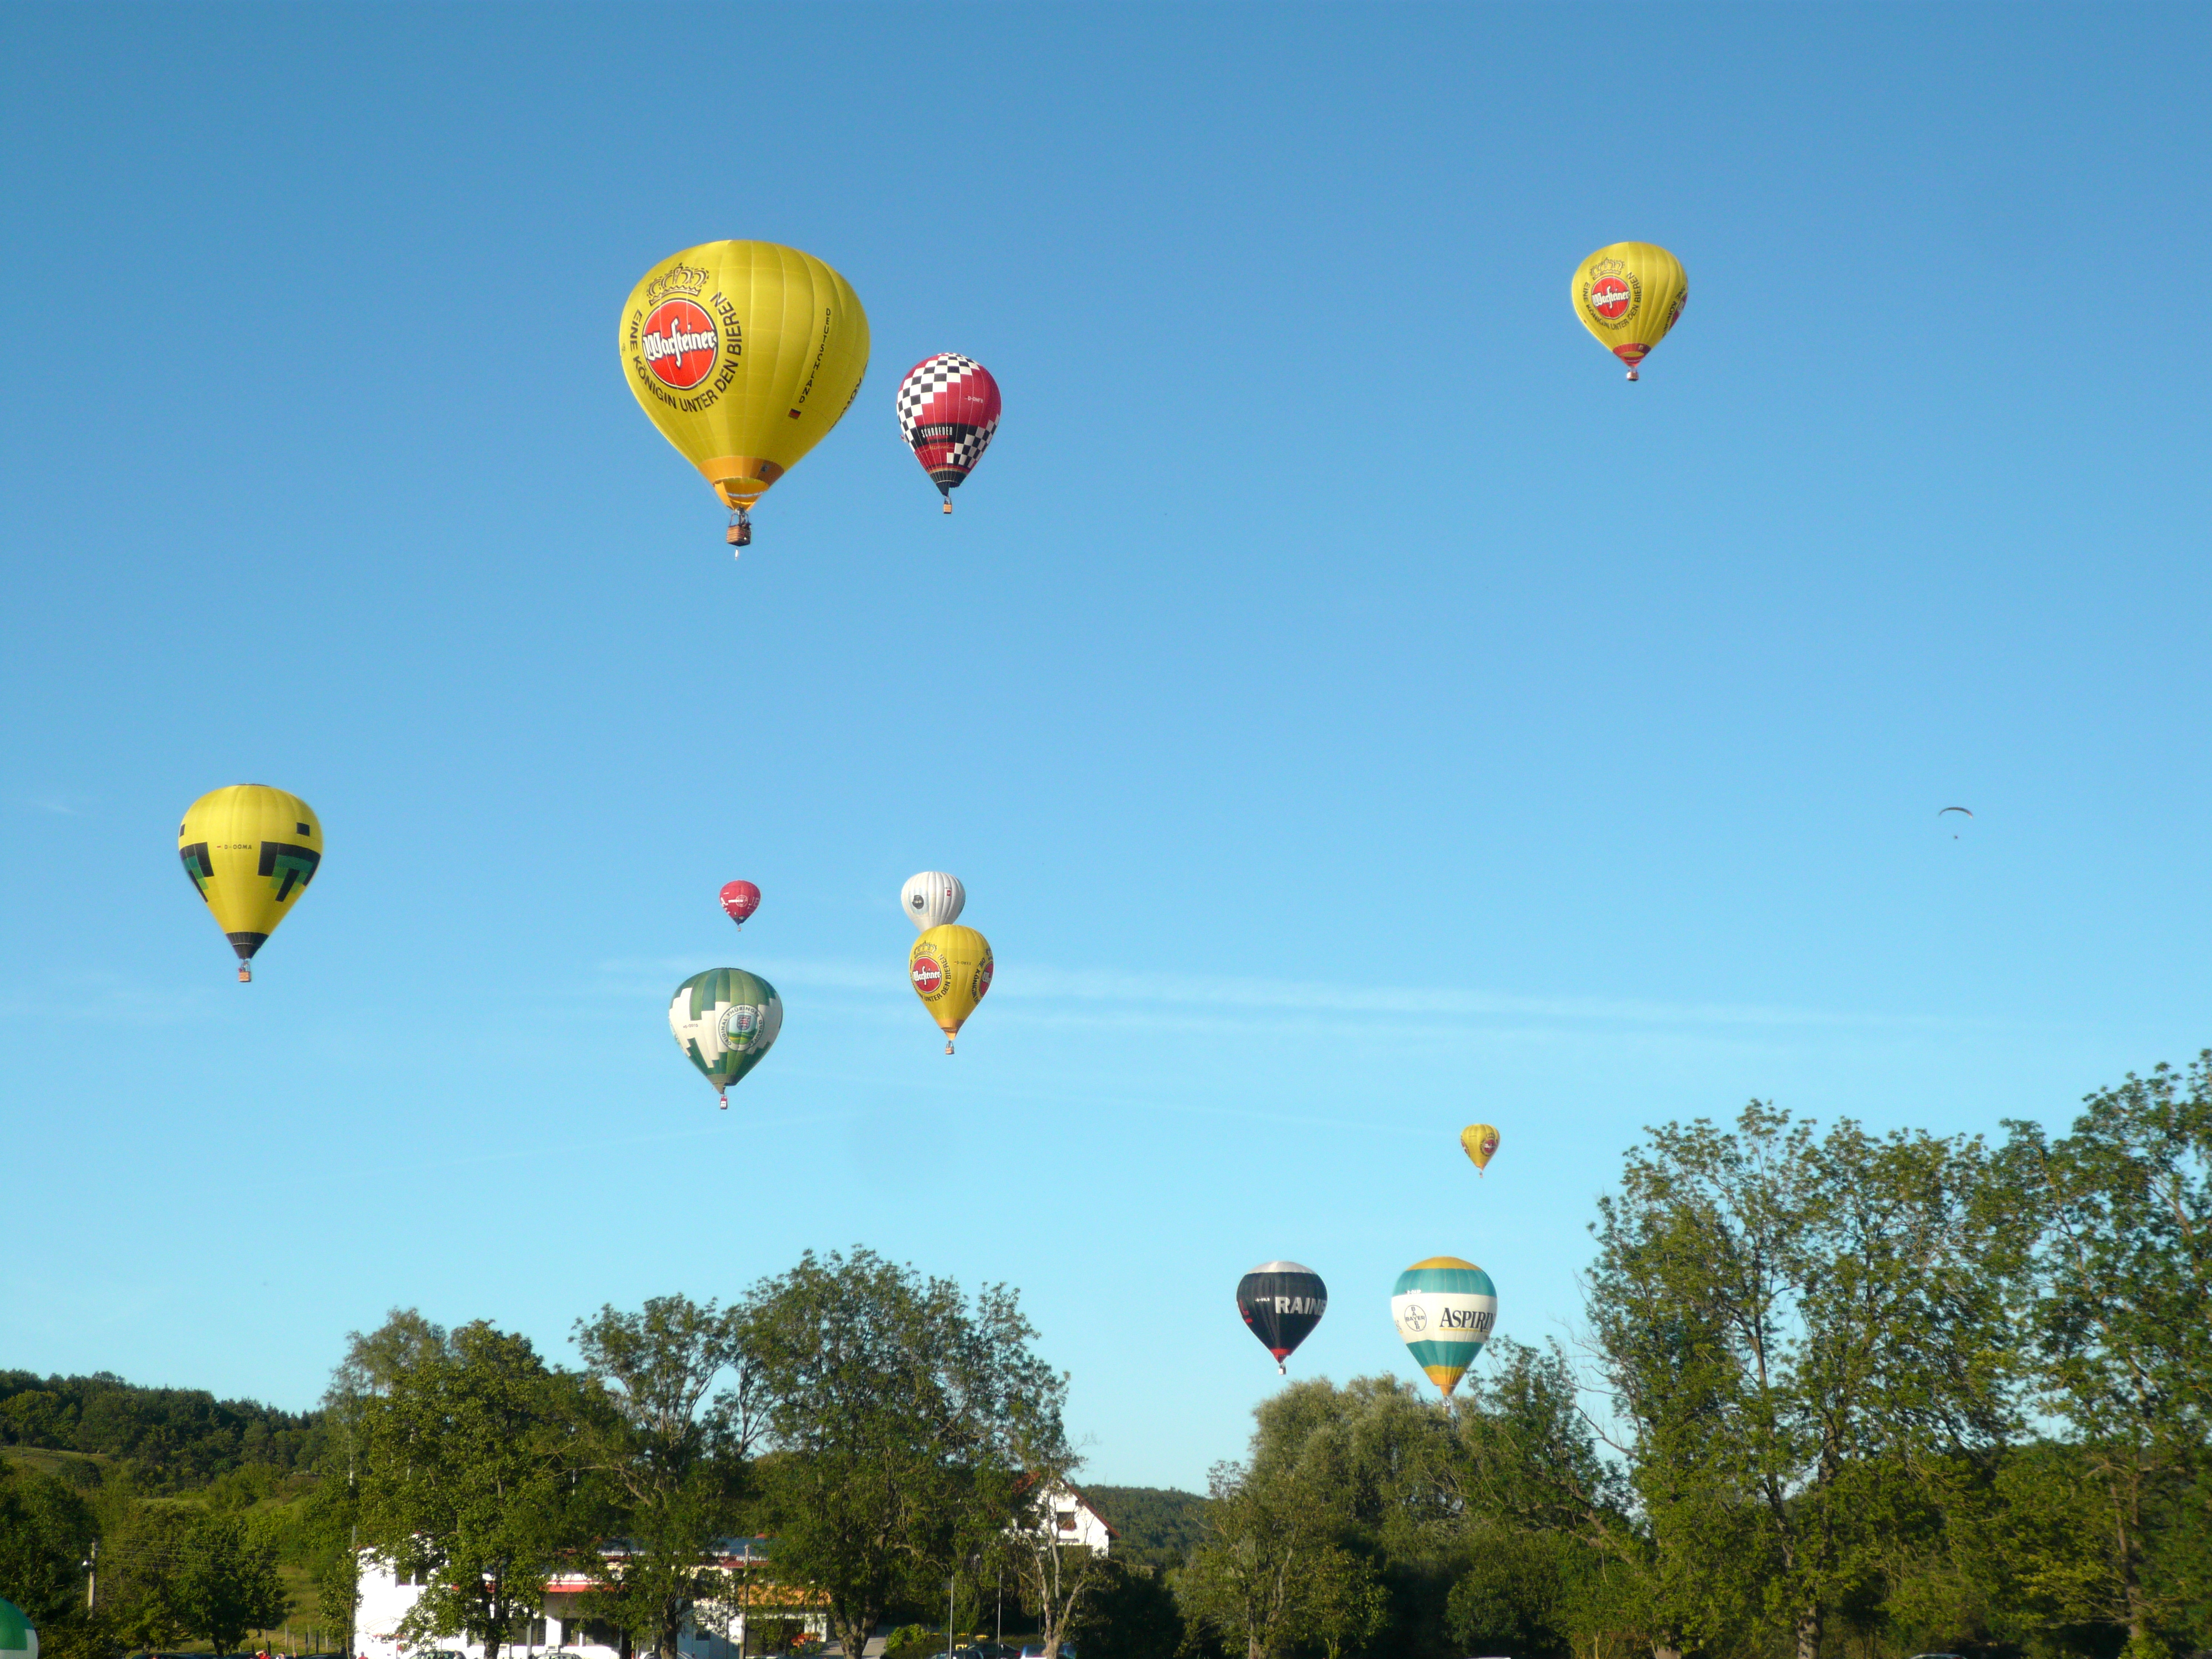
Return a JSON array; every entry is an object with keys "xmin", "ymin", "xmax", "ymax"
[
  {"xmin": 1585, "ymin": 258, "xmax": 1637, "ymax": 327},
  {"xmin": 973, "ymin": 957, "xmax": 994, "ymax": 999},
  {"xmin": 642, "ymin": 299, "xmax": 719, "ymax": 390},
  {"xmin": 912, "ymin": 954, "xmax": 945, "ymax": 997}
]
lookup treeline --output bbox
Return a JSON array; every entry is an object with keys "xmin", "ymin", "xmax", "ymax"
[
  {"xmin": 0, "ymin": 1373, "xmax": 325, "ymax": 1491},
  {"xmin": 5, "ymin": 1055, "xmax": 2206, "ymax": 1659},
  {"xmin": 1176, "ymin": 1058, "xmax": 2212, "ymax": 1659}
]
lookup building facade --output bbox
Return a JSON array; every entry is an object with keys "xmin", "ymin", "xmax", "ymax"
[{"xmin": 354, "ymin": 1543, "xmax": 831, "ymax": 1659}]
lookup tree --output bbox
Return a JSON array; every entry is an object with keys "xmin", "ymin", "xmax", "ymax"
[
  {"xmin": 1173, "ymin": 1461, "xmax": 1325, "ymax": 1659},
  {"xmin": 573, "ymin": 1294, "xmax": 765, "ymax": 1658},
  {"xmin": 1587, "ymin": 1104, "xmax": 2017, "ymax": 1659},
  {"xmin": 345, "ymin": 1312, "xmax": 588, "ymax": 1659},
  {"xmin": 1999, "ymin": 1055, "xmax": 2212, "ymax": 1659},
  {"xmin": 745, "ymin": 1248, "xmax": 1065, "ymax": 1659},
  {"xmin": 0, "ymin": 1458, "xmax": 100, "ymax": 1659},
  {"xmin": 170, "ymin": 1511, "xmax": 288, "ymax": 1653}
]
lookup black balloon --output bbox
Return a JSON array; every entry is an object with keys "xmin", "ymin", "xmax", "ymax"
[{"xmin": 1237, "ymin": 1261, "xmax": 1328, "ymax": 1374}]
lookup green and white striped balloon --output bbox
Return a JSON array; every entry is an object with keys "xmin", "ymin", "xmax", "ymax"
[
  {"xmin": 669, "ymin": 967, "xmax": 782, "ymax": 1108},
  {"xmin": 1390, "ymin": 1256, "xmax": 1497, "ymax": 1396}
]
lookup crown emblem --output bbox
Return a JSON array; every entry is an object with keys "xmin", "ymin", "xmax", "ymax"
[
  {"xmin": 1592, "ymin": 258, "xmax": 1626, "ymax": 279},
  {"xmin": 646, "ymin": 263, "xmax": 711, "ymax": 303}
]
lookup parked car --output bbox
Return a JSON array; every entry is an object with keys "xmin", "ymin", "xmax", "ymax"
[{"xmin": 1019, "ymin": 1645, "xmax": 1075, "ymax": 1659}]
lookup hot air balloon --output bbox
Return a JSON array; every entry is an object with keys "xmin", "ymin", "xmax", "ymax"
[
  {"xmin": 1460, "ymin": 1124, "xmax": 1500, "ymax": 1175},
  {"xmin": 1236, "ymin": 1262, "xmax": 1328, "ymax": 1375},
  {"xmin": 910, "ymin": 924, "xmax": 992, "ymax": 1054},
  {"xmin": 177, "ymin": 785, "xmax": 323, "ymax": 982},
  {"xmin": 720, "ymin": 880, "xmax": 761, "ymax": 928},
  {"xmin": 1391, "ymin": 1256, "xmax": 1497, "ymax": 1397},
  {"xmin": 669, "ymin": 967, "xmax": 782, "ymax": 1108},
  {"xmin": 0, "ymin": 1595, "xmax": 38, "ymax": 1659},
  {"xmin": 619, "ymin": 241, "xmax": 870, "ymax": 553},
  {"xmin": 901, "ymin": 870, "xmax": 966, "ymax": 931},
  {"xmin": 1571, "ymin": 242, "xmax": 1687, "ymax": 381},
  {"xmin": 895, "ymin": 354, "xmax": 1001, "ymax": 513}
]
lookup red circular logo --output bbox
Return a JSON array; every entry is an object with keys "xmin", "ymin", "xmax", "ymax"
[
  {"xmin": 1589, "ymin": 276, "xmax": 1632, "ymax": 321},
  {"xmin": 911, "ymin": 955, "xmax": 944, "ymax": 995},
  {"xmin": 642, "ymin": 299, "xmax": 718, "ymax": 389},
  {"xmin": 972, "ymin": 957, "xmax": 994, "ymax": 999}
]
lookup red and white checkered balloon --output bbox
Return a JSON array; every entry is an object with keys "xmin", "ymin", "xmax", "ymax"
[{"xmin": 895, "ymin": 354, "xmax": 1001, "ymax": 508}]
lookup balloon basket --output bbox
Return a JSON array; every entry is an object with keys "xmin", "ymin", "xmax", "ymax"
[
  {"xmin": 942, "ymin": 500, "xmax": 953, "ymax": 514},
  {"xmin": 945, "ymin": 1039, "xmax": 956, "ymax": 1055},
  {"xmin": 718, "ymin": 1093, "xmax": 728, "ymax": 1110},
  {"xmin": 237, "ymin": 964, "xmax": 252, "ymax": 983},
  {"xmin": 1625, "ymin": 369, "xmax": 1640, "ymax": 381}
]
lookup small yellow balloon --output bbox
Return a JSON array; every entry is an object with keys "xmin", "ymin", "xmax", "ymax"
[
  {"xmin": 1570, "ymin": 242, "xmax": 1687, "ymax": 380},
  {"xmin": 909, "ymin": 924, "xmax": 993, "ymax": 1054},
  {"xmin": 1460, "ymin": 1123, "xmax": 1500, "ymax": 1175},
  {"xmin": 177, "ymin": 785, "xmax": 324, "ymax": 981},
  {"xmin": 618, "ymin": 241, "xmax": 870, "ymax": 539}
]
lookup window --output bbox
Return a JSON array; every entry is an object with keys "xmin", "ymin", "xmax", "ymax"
[{"xmin": 1056, "ymin": 1511, "xmax": 1077, "ymax": 1531}]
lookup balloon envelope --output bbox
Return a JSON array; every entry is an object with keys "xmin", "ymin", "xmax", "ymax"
[
  {"xmin": 1460, "ymin": 1124, "xmax": 1500, "ymax": 1174},
  {"xmin": 1237, "ymin": 1261, "xmax": 1328, "ymax": 1373},
  {"xmin": 901, "ymin": 870, "xmax": 966, "ymax": 931},
  {"xmin": 1391, "ymin": 1256, "xmax": 1497, "ymax": 1396},
  {"xmin": 177, "ymin": 785, "xmax": 323, "ymax": 979},
  {"xmin": 669, "ymin": 967, "xmax": 783, "ymax": 1107},
  {"xmin": 619, "ymin": 241, "xmax": 870, "ymax": 519},
  {"xmin": 910, "ymin": 923, "xmax": 992, "ymax": 1050},
  {"xmin": 896, "ymin": 354, "xmax": 1001, "ymax": 505},
  {"xmin": 719, "ymin": 880, "xmax": 761, "ymax": 926},
  {"xmin": 1571, "ymin": 242, "xmax": 1687, "ymax": 378}
]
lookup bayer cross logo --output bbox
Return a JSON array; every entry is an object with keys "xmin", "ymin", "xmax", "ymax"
[
  {"xmin": 1401, "ymin": 1303, "xmax": 1427, "ymax": 1333},
  {"xmin": 911, "ymin": 894, "xmax": 926, "ymax": 910}
]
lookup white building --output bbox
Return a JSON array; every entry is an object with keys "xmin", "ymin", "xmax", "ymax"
[
  {"xmin": 354, "ymin": 1541, "xmax": 831, "ymax": 1659},
  {"xmin": 1035, "ymin": 1488, "xmax": 1115, "ymax": 1557}
]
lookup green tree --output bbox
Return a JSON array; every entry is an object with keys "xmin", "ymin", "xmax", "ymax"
[
  {"xmin": 573, "ymin": 1294, "xmax": 764, "ymax": 1658},
  {"xmin": 746, "ymin": 1248, "xmax": 1064, "ymax": 1659},
  {"xmin": 0, "ymin": 1458, "xmax": 100, "ymax": 1659},
  {"xmin": 1588, "ymin": 1104, "xmax": 2017, "ymax": 1659},
  {"xmin": 170, "ymin": 1510, "xmax": 288, "ymax": 1653},
  {"xmin": 345, "ymin": 1312, "xmax": 588, "ymax": 1659},
  {"xmin": 2000, "ymin": 1055, "xmax": 2212, "ymax": 1659},
  {"xmin": 1174, "ymin": 1462, "xmax": 1327, "ymax": 1659}
]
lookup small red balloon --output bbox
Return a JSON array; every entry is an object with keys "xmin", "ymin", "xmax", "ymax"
[{"xmin": 719, "ymin": 880, "xmax": 761, "ymax": 928}]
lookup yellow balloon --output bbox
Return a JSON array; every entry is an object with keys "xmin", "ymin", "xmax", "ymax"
[
  {"xmin": 909, "ymin": 924, "xmax": 993, "ymax": 1054},
  {"xmin": 1460, "ymin": 1123, "xmax": 1500, "ymax": 1175},
  {"xmin": 618, "ymin": 241, "xmax": 870, "ymax": 538},
  {"xmin": 1570, "ymin": 242, "xmax": 1687, "ymax": 380},
  {"xmin": 177, "ymin": 785, "xmax": 324, "ymax": 981}
]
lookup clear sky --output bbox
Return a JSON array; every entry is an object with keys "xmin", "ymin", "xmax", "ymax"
[{"xmin": 3, "ymin": 4, "xmax": 2209, "ymax": 1491}]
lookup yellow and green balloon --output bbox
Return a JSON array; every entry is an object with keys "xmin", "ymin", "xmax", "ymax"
[
  {"xmin": 669, "ymin": 967, "xmax": 783, "ymax": 1108},
  {"xmin": 1391, "ymin": 1256, "xmax": 1497, "ymax": 1397},
  {"xmin": 177, "ymin": 785, "xmax": 322, "ymax": 981}
]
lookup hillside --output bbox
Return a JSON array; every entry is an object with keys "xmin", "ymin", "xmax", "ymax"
[
  {"xmin": 0, "ymin": 1370, "xmax": 325, "ymax": 1493},
  {"xmin": 1079, "ymin": 1485, "xmax": 1207, "ymax": 1573}
]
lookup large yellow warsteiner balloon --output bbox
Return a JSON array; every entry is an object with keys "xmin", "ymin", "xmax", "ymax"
[
  {"xmin": 909, "ymin": 924, "xmax": 993, "ymax": 1055},
  {"xmin": 619, "ymin": 241, "xmax": 870, "ymax": 549},
  {"xmin": 176, "ymin": 786, "xmax": 323, "ymax": 982},
  {"xmin": 1571, "ymin": 242, "xmax": 1687, "ymax": 380}
]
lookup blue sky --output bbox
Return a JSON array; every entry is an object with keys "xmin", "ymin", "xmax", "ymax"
[{"xmin": 3, "ymin": 4, "xmax": 2209, "ymax": 1490}]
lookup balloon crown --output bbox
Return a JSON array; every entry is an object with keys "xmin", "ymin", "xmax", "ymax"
[
  {"xmin": 647, "ymin": 263, "xmax": 711, "ymax": 303},
  {"xmin": 1591, "ymin": 257, "xmax": 1627, "ymax": 278}
]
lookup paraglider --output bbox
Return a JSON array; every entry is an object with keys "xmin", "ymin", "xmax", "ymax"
[
  {"xmin": 1940, "ymin": 806, "xmax": 1973, "ymax": 839},
  {"xmin": 1236, "ymin": 1262, "xmax": 1328, "ymax": 1375},
  {"xmin": 669, "ymin": 967, "xmax": 782, "ymax": 1108},
  {"xmin": 910, "ymin": 923, "xmax": 992, "ymax": 1053},
  {"xmin": 901, "ymin": 870, "xmax": 966, "ymax": 931},
  {"xmin": 619, "ymin": 241, "xmax": 870, "ymax": 553},
  {"xmin": 1391, "ymin": 1256, "xmax": 1498, "ymax": 1397},
  {"xmin": 176, "ymin": 785, "xmax": 323, "ymax": 982},
  {"xmin": 1571, "ymin": 242, "xmax": 1687, "ymax": 380},
  {"xmin": 719, "ymin": 880, "xmax": 761, "ymax": 928},
  {"xmin": 1460, "ymin": 1124, "xmax": 1500, "ymax": 1175},
  {"xmin": 895, "ymin": 354, "xmax": 1001, "ymax": 513}
]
